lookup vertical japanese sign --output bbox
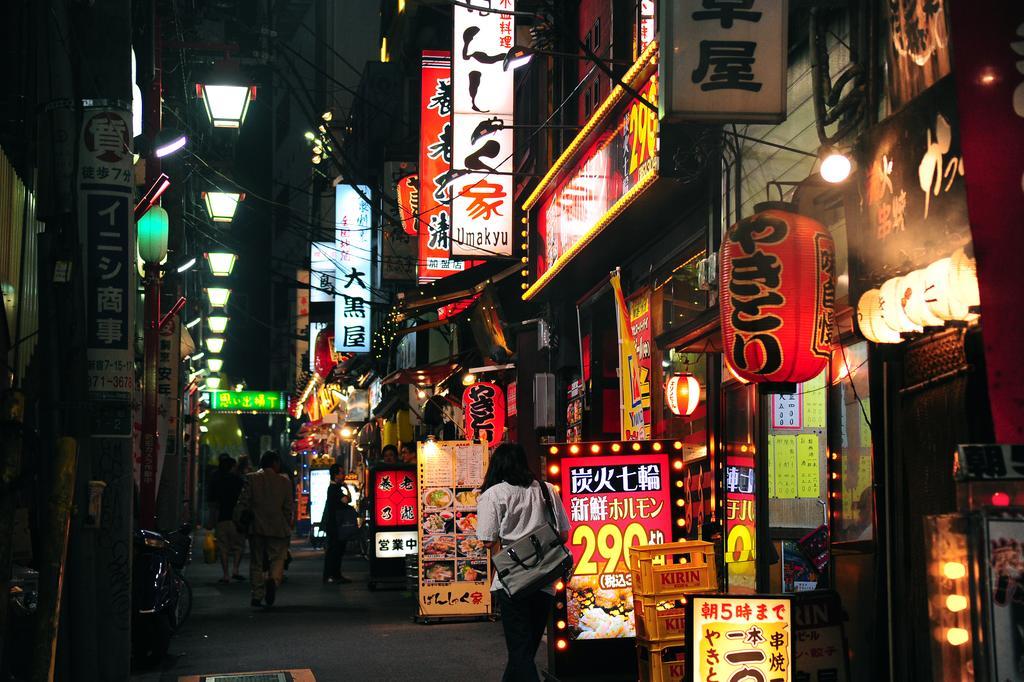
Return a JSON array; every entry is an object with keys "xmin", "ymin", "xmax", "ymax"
[
  {"xmin": 334, "ymin": 185, "xmax": 372, "ymax": 354},
  {"xmin": 462, "ymin": 381, "xmax": 506, "ymax": 448},
  {"xmin": 689, "ymin": 595, "xmax": 794, "ymax": 682},
  {"xmin": 725, "ymin": 454, "xmax": 756, "ymax": 563},
  {"xmin": 661, "ymin": 0, "xmax": 787, "ymax": 123},
  {"xmin": 611, "ymin": 272, "xmax": 647, "ymax": 441},
  {"xmin": 296, "ymin": 269, "xmax": 310, "ymax": 386},
  {"xmin": 155, "ymin": 314, "xmax": 181, "ymax": 496},
  {"xmin": 950, "ymin": 2, "xmax": 1024, "ymax": 442},
  {"xmin": 419, "ymin": 51, "xmax": 466, "ymax": 282},
  {"xmin": 397, "ymin": 173, "xmax": 420, "ymax": 236},
  {"xmin": 80, "ymin": 107, "xmax": 135, "ymax": 435},
  {"xmin": 417, "ymin": 440, "xmax": 491, "ymax": 617},
  {"xmin": 310, "ymin": 242, "xmax": 337, "ymax": 303},
  {"xmin": 628, "ymin": 289, "xmax": 652, "ymax": 439},
  {"xmin": 636, "ymin": 1, "xmax": 656, "ymax": 60},
  {"xmin": 372, "ymin": 467, "xmax": 419, "ymax": 559},
  {"xmin": 451, "ymin": 0, "xmax": 515, "ymax": 257},
  {"xmin": 560, "ymin": 453, "xmax": 671, "ymax": 639}
]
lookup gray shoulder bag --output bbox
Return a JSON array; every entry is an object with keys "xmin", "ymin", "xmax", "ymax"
[{"xmin": 491, "ymin": 482, "xmax": 574, "ymax": 599}]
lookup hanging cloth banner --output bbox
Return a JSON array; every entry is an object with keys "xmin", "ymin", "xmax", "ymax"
[{"xmin": 610, "ymin": 270, "xmax": 648, "ymax": 441}]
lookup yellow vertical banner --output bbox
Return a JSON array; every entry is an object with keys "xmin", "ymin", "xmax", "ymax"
[{"xmin": 610, "ymin": 271, "xmax": 647, "ymax": 441}]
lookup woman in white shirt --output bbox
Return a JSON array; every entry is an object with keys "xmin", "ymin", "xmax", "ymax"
[{"xmin": 477, "ymin": 444, "xmax": 570, "ymax": 682}]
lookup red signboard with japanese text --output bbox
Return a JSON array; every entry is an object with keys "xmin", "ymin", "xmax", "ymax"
[
  {"xmin": 396, "ymin": 173, "xmax": 419, "ymax": 236},
  {"xmin": 537, "ymin": 72, "xmax": 659, "ymax": 280},
  {"xmin": 560, "ymin": 453, "xmax": 672, "ymax": 640},
  {"xmin": 950, "ymin": 3, "xmax": 1024, "ymax": 442},
  {"xmin": 463, "ymin": 382, "xmax": 506, "ymax": 449},
  {"xmin": 373, "ymin": 469, "xmax": 418, "ymax": 528},
  {"xmin": 418, "ymin": 51, "xmax": 466, "ymax": 282},
  {"xmin": 725, "ymin": 454, "xmax": 756, "ymax": 563}
]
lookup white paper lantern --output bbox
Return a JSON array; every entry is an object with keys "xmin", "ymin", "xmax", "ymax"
[
  {"xmin": 901, "ymin": 268, "xmax": 944, "ymax": 328},
  {"xmin": 880, "ymin": 276, "xmax": 922, "ymax": 334},
  {"xmin": 924, "ymin": 257, "xmax": 965, "ymax": 321},
  {"xmin": 949, "ymin": 248, "xmax": 980, "ymax": 321},
  {"xmin": 856, "ymin": 289, "xmax": 902, "ymax": 344}
]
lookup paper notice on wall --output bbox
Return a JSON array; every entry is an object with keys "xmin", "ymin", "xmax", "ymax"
[
  {"xmin": 803, "ymin": 371, "xmax": 827, "ymax": 429},
  {"xmin": 797, "ymin": 433, "xmax": 821, "ymax": 498},
  {"xmin": 773, "ymin": 435, "xmax": 798, "ymax": 499}
]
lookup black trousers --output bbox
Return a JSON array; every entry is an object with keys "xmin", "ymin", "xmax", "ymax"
[
  {"xmin": 494, "ymin": 590, "xmax": 553, "ymax": 682},
  {"xmin": 323, "ymin": 536, "xmax": 345, "ymax": 581}
]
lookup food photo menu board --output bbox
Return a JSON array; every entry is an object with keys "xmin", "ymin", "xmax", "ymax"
[{"xmin": 416, "ymin": 440, "xmax": 491, "ymax": 618}]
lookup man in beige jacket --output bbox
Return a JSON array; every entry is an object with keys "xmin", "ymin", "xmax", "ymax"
[{"xmin": 234, "ymin": 451, "xmax": 293, "ymax": 606}]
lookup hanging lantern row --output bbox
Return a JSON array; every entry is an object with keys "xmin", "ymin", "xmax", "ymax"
[
  {"xmin": 719, "ymin": 203, "xmax": 836, "ymax": 385},
  {"xmin": 857, "ymin": 247, "xmax": 979, "ymax": 344}
]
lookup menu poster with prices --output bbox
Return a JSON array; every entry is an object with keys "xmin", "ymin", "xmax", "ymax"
[
  {"xmin": 772, "ymin": 392, "xmax": 802, "ymax": 429},
  {"xmin": 689, "ymin": 595, "xmax": 794, "ymax": 682},
  {"xmin": 417, "ymin": 440, "xmax": 491, "ymax": 617}
]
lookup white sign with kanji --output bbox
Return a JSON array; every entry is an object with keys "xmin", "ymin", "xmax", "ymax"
[
  {"xmin": 450, "ymin": 0, "xmax": 515, "ymax": 257},
  {"xmin": 333, "ymin": 185, "xmax": 373, "ymax": 354},
  {"xmin": 374, "ymin": 530, "xmax": 419, "ymax": 558}
]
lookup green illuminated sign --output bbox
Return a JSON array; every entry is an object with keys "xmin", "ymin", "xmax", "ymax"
[{"xmin": 208, "ymin": 390, "xmax": 288, "ymax": 413}]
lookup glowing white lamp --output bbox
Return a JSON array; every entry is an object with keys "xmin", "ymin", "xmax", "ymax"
[
  {"xmin": 202, "ymin": 192, "xmax": 243, "ymax": 222},
  {"xmin": 856, "ymin": 289, "xmax": 901, "ymax": 344},
  {"xmin": 880, "ymin": 276, "xmax": 922, "ymax": 334},
  {"xmin": 205, "ymin": 252, "xmax": 238, "ymax": 276},
  {"xmin": 207, "ymin": 358, "xmax": 224, "ymax": 373},
  {"xmin": 199, "ymin": 84, "xmax": 253, "ymax": 129},
  {"xmin": 205, "ymin": 337, "xmax": 225, "ymax": 353},
  {"xmin": 205, "ymin": 287, "xmax": 231, "ymax": 308},
  {"xmin": 208, "ymin": 316, "xmax": 229, "ymax": 334}
]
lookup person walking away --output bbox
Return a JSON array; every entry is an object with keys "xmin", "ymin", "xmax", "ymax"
[
  {"xmin": 234, "ymin": 451, "xmax": 293, "ymax": 607},
  {"xmin": 210, "ymin": 455, "xmax": 245, "ymax": 582},
  {"xmin": 477, "ymin": 444, "xmax": 570, "ymax": 682},
  {"xmin": 322, "ymin": 463, "xmax": 358, "ymax": 583}
]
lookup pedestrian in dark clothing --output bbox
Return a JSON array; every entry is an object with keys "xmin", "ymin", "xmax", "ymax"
[
  {"xmin": 322, "ymin": 463, "xmax": 357, "ymax": 584},
  {"xmin": 209, "ymin": 454, "xmax": 245, "ymax": 582}
]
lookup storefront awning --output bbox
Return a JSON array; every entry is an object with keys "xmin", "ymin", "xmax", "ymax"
[{"xmin": 382, "ymin": 359, "xmax": 463, "ymax": 387}]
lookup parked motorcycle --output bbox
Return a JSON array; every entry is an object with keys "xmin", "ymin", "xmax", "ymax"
[{"xmin": 131, "ymin": 524, "xmax": 193, "ymax": 669}]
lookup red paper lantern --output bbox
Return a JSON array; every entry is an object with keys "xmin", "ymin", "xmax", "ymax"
[
  {"xmin": 665, "ymin": 373, "xmax": 701, "ymax": 416},
  {"xmin": 462, "ymin": 381, "xmax": 506, "ymax": 448},
  {"xmin": 719, "ymin": 202, "xmax": 835, "ymax": 384},
  {"xmin": 313, "ymin": 327, "xmax": 337, "ymax": 377}
]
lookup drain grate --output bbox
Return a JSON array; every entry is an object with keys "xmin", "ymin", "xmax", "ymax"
[{"xmin": 203, "ymin": 671, "xmax": 290, "ymax": 675}]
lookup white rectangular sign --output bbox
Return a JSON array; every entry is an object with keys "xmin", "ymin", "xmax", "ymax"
[
  {"xmin": 310, "ymin": 242, "xmax": 337, "ymax": 303},
  {"xmin": 334, "ymin": 184, "xmax": 373, "ymax": 354},
  {"xmin": 661, "ymin": 0, "xmax": 787, "ymax": 123},
  {"xmin": 450, "ymin": 0, "xmax": 515, "ymax": 257},
  {"xmin": 374, "ymin": 530, "xmax": 419, "ymax": 558}
]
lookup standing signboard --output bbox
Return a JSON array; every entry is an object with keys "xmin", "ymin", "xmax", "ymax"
[
  {"xmin": 416, "ymin": 440, "xmax": 491, "ymax": 619},
  {"xmin": 369, "ymin": 466, "xmax": 419, "ymax": 587},
  {"xmin": 334, "ymin": 185, "xmax": 373, "ymax": 354},
  {"xmin": 418, "ymin": 51, "xmax": 466, "ymax": 282},
  {"xmin": 688, "ymin": 594, "xmax": 795, "ymax": 682},
  {"xmin": 450, "ymin": 0, "xmax": 515, "ymax": 257},
  {"xmin": 660, "ymin": 0, "xmax": 787, "ymax": 123},
  {"xmin": 949, "ymin": 1, "xmax": 1024, "ymax": 443}
]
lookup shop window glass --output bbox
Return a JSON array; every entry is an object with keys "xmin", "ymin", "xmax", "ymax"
[
  {"xmin": 722, "ymin": 375, "xmax": 757, "ymax": 593},
  {"xmin": 829, "ymin": 341, "xmax": 874, "ymax": 543},
  {"xmin": 654, "ymin": 248, "xmax": 708, "ymax": 337}
]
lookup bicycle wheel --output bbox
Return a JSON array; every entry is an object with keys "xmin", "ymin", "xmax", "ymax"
[{"xmin": 172, "ymin": 574, "xmax": 193, "ymax": 631}]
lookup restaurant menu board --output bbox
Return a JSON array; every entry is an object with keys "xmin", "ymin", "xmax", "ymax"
[
  {"xmin": 689, "ymin": 595, "xmax": 794, "ymax": 682},
  {"xmin": 561, "ymin": 454, "xmax": 672, "ymax": 640},
  {"xmin": 417, "ymin": 440, "xmax": 491, "ymax": 618}
]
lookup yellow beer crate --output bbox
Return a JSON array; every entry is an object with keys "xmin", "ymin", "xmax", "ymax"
[
  {"xmin": 630, "ymin": 540, "xmax": 717, "ymax": 596},
  {"xmin": 636, "ymin": 639, "xmax": 687, "ymax": 682},
  {"xmin": 633, "ymin": 593, "xmax": 689, "ymax": 642}
]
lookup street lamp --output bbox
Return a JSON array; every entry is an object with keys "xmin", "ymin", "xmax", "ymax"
[
  {"xmin": 207, "ymin": 358, "xmax": 223, "ymax": 373},
  {"xmin": 206, "ymin": 337, "xmax": 226, "ymax": 353},
  {"xmin": 154, "ymin": 129, "xmax": 188, "ymax": 158},
  {"xmin": 205, "ymin": 251, "xmax": 238, "ymax": 276},
  {"xmin": 206, "ymin": 376, "xmax": 223, "ymax": 390},
  {"xmin": 202, "ymin": 191, "xmax": 243, "ymax": 222},
  {"xmin": 197, "ymin": 83, "xmax": 255, "ymax": 129},
  {"xmin": 205, "ymin": 287, "xmax": 231, "ymax": 307},
  {"xmin": 819, "ymin": 148, "xmax": 854, "ymax": 184},
  {"xmin": 208, "ymin": 315, "xmax": 229, "ymax": 334}
]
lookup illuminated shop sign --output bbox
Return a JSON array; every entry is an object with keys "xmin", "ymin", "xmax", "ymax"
[
  {"xmin": 397, "ymin": 173, "xmax": 419, "ymax": 236},
  {"xmin": 207, "ymin": 390, "xmax": 289, "ymax": 413},
  {"xmin": 310, "ymin": 242, "xmax": 336, "ymax": 304},
  {"xmin": 374, "ymin": 468, "xmax": 418, "ymax": 528},
  {"xmin": 451, "ymin": 0, "xmax": 515, "ymax": 257},
  {"xmin": 689, "ymin": 595, "xmax": 794, "ymax": 682},
  {"xmin": 334, "ymin": 184, "xmax": 373, "ymax": 354}
]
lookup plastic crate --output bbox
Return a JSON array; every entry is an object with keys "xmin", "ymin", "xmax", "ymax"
[
  {"xmin": 637, "ymin": 640, "xmax": 687, "ymax": 682},
  {"xmin": 630, "ymin": 540, "xmax": 717, "ymax": 596},
  {"xmin": 633, "ymin": 593, "xmax": 688, "ymax": 642}
]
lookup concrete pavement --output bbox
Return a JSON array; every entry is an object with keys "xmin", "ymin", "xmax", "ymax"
[{"xmin": 131, "ymin": 531, "xmax": 536, "ymax": 682}]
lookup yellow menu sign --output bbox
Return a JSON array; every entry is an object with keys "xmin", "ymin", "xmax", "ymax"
[{"xmin": 690, "ymin": 595, "xmax": 794, "ymax": 682}]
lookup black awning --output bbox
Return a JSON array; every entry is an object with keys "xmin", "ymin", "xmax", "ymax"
[
  {"xmin": 372, "ymin": 390, "xmax": 408, "ymax": 419},
  {"xmin": 397, "ymin": 260, "xmax": 520, "ymax": 314}
]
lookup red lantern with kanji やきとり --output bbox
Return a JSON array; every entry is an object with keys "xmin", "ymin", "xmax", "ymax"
[
  {"xmin": 462, "ymin": 381, "xmax": 506, "ymax": 448},
  {"xmin": 719, "ymin": 202, "xmax": 836, "ymax": 385},
  {"xmin": 665, "ymin": 373, "xmax": 701, "ymax": 416}
]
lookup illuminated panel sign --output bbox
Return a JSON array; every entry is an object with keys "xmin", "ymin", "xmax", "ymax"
[
  {"xmin": 373, "ymin": 468, "xmax": 418, "ymax": 528},
  {"xmin": 375, "ymin": 530, "xmax": 419, "ymax": 558},
  {"xmin": 450, "ymin": 0, "xmax": 515, "ymax": 257},
  {"xmin": 531, "ymin": 62, "xmax": 659, "ymax": 297},
  {"xmin": 560, "ymin": 452, "xmax": 672, "ymax": 640},
  {"xmin": 310, "ymin": 468, "xmax": 330, "ymax": 538},
  {"xmin": 396, "ymin": 173, "xmax": 419, "ymax": 236},
  {"xmin": 418, "ymin": 51, "xmax": 465, "ymax": 282},
  {"xmin": 689, "ymin": 595, "xmax": 794, "ymax": 682},
  {"xmin": 207, "ymin": 390, "xmax": 288, "ymax": 413},
  {"xmin": 310, "ymin": 242, "xmax": 336, "ymax": 303},
  {"xmin": 334, "ymin": 184, "xmax": 372, "ymax": 353}
]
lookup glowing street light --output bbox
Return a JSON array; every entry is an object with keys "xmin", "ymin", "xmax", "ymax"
[
  {"xmin": 207, "ymin": 358, "xmax": 224, "ymax": 373},
  {"xmin": 205, "ymin": 287, "xmax": 231, "ymax": 307},
  {"xmin": 202, "ymin": 191, "xmax": 243, "ymax": 222},
  {"xmin": 198, "ymin": 83, "xmax": 254, "ymax": 129},
  {"xmin": 205, "ymin": 376, "xmax": 222, "ymax": 390},
  {"xmin": 205, "ymin": 252, "xmax": 238, "ymax": 276},
  {"xmin": 819, "ymin": 148, "xmax": 853, "ymax": 184},
  {"xmin": 208, "ymin": 315, "xmax": 229, "ymax": 334},
  {"xmin": 205, "ymin": 337, "xmax": 225, "ymax": 353},
  {"xmin": 154, "ymin": 129, "xmax": 188, "ymax": 157}
]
